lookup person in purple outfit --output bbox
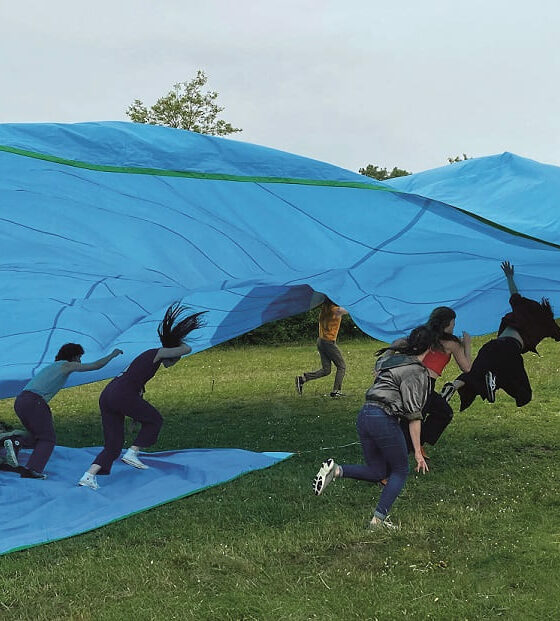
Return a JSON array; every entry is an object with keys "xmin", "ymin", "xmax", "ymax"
[
  {"xmin": 78, "ymin": 303, "xmax": 206, "ymax": 490},
  {"xmin": 12, "ymin": 344, "xmax": 123, "ymax": 479}
]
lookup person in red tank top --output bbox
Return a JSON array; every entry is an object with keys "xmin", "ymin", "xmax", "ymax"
[{"xmin": 384, "ymin": 306, "xmax": 472, "ymax": 458}]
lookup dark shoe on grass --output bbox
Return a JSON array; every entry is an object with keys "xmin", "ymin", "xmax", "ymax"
[
  {"xmin": 440, "ymin": 382, "xmax": 456, "ymax": 402},
  {"xmin": 19, "ymin": 467, "xmax": 47, "ymax": 479},
  {"xmin": 295, "ymin": 376, "xmax": 304, "ymax": 396}
]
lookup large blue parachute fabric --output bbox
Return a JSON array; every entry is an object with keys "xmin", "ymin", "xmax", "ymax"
[{"xmin": 2, "ymin": 122, "xmax": 560, "ymax": 397}]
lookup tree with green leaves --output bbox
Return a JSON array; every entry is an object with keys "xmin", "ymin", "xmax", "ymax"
[
  {"xmin": 126, "ymin": 70, "xmax": 242, "ymax": 136},
  {"xmin": 358, "ymin": 164, "xmax": 411, "ymax": 180},
  {"xmin": 447, "ymin": 153, "xmax": 470, "ymax": 164}
]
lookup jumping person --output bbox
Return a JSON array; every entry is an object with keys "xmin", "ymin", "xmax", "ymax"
[
  {"xmin": 387, "ymin": 307, "xmax": 471, "ymax": 457},
  {"xmin": 441, "ymin": 261, "xmax": 560, "ymax": 410},
  {"xmin": 78, "ymin": 303, "xmax": 206, "ymax": 491},
  {"xmin": 312, "ymin": 325, "xmax": 432, "ymax": 529},
  {"xmin": 13, "ymin": 345, "xmax": 123, "ymax": 479},
  {"xmin": 295, "ymin": 296, "xmax": 349, "ymax": 398}
]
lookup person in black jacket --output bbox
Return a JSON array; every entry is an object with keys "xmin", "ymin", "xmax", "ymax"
[{"xmin": 441, "ymin": 261, "xmax": 560, "ymax": 410}]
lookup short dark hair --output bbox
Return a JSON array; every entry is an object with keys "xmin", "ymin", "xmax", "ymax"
[{"xmin": 55, "ymin": 343, "xmax": 84, "ymax": 361}]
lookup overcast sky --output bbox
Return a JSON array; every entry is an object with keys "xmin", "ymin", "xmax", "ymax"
[{"xmin": 2, "ymin": 0, "xmax": 559, "ymax": 174}]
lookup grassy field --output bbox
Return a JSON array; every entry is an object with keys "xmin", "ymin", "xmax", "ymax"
[{"xmin": 0, "ymin": 338, "xmax": 559, "ymax": 620}]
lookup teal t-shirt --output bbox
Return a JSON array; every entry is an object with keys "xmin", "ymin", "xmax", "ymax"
[{"xmin": 23, "ymin": 361, "xmax": 72, "ymax": 402}]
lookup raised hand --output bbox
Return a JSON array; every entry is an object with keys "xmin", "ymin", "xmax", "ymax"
[{"xmin": 501, "ymin": 261, "xmax": 514, "ymax": 277}]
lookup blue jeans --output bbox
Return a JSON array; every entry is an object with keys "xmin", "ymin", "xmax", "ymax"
[{"xmin": 341, "ymin": 404, "xmax": 409, "ymax": 519}]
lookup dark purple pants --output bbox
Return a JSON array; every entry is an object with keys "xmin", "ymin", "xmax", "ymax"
[
  {"xmin": 93, "ymin": 382, "xmax": 163, "ymax": 475},
  {"xmin": 13, "ymin": 391, "xmax": 56, "ymax": 473}
]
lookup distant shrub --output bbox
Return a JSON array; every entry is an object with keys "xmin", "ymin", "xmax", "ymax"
[{"xmin": 222, "ymin": 308, "xmax": 370, "ymax": 346}]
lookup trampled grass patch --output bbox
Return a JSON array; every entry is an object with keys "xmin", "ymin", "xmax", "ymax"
[{"xmin": 0, "ymin": 338, "xmax": 559, "ymax": 619}]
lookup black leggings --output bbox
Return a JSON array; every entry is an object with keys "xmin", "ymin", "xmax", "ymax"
[
  {"xmin": 457, "ymin": 337, "xmax": 531, "ymax": 411},
  {"xmin": 401, "ymin": 378, "xmax": 453, "ymax": 450}
]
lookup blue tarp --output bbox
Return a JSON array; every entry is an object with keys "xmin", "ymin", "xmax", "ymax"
[
  {"xmin": 0, "ymin": 446, "xmax": 292, "ymax": 555},
  {"xmin": 2, "ymin": 122, "xmax": 560, "ymax": 397}
]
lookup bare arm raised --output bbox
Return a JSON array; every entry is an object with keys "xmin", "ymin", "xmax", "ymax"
[
  {"xmin": 153, "ymin": 342, "xmax": 191, "ymax": 363},
  {"xmin": 501, "ymin": 261, "xmax": 519, "ymax": 295},
  {"xmin": 66, "ymin": 348, "xmax": 123, "ymax": 373}
]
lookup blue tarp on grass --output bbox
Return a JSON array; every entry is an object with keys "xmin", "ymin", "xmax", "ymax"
[{"xmin": 0, "ymin": 445, "xmax": 292, "ymax": 555}]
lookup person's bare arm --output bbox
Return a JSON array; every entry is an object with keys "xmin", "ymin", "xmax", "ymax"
[
  {"xmin": 333, "ymin": 306, "xmax": 349, "ymax": 317},
  {"xmin": 67, "ymin": 349, "xmax": 123, "ymax": 373},
  {"xmin": 448, "ymin": 337, "xmax": 471, "ymax": 373},
  {"xmin": 153, "ymin": 343, "xmax": 191, "ymax": 363},
  {"xmin": 409, "ymin": 419, "xmax": 429, "ymax": 474},
  {"xmin": 501, "ymin": 261, "xmax": 519, "ymax": 295}
]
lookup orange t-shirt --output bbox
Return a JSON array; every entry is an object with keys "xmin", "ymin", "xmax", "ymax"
[{"xmin": 318, "ymin": 304, "xmax": 342, "ymax": 341}]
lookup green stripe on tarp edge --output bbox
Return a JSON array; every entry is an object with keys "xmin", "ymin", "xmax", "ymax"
[
  {"xmin": 3, "ymin": 143, "xmax": 560, "ymax": 251},
  {"xmin": 0, "ymin": 452, "xmax": 293, "ymax": 556},
  {"xmin": 0, "ymin": 144, "xmax": 390, "ymax": 190}
]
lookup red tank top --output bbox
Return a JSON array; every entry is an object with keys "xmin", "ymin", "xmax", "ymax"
[{"xmin": 422, "ymin": 349, "xmax": 451, "ymax": 376}]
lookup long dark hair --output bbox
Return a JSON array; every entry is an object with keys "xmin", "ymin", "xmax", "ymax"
[
  {"xmin": 157, "ymin": 303, "xmax": 207, "ymax": 348},
  {"xmin": 377, "ymin": 325, "xmax": 436, "ymax": 357},
  {"xmin": 55, "ymin": 343, "xmax": 84, "ymax": 361},
  {"xmin": 426, "ymin": 306, "xmax": 460, "ymax": 349}
]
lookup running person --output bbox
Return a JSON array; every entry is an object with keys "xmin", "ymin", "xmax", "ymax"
[
  {"xmin": 295, "ymin": 297, "xmax": 349, "ymax": 398},
  {"xmin": 388, "ymin": 307, "xmax": 471, "ymax": 456},
  {"xmin": 312, "ymin": 326, "xmax": 432, "ymax": 529},
  {"xmin": 78, "ymin": 303, "xmax": 206, "ymax": 490},
  {"xmin": 442, "ymin": 261, "xmax": 560, "ymax": 410},
  {"xmin": 13, "ymin": 345, "xmax": 123, "ymax": 479}
]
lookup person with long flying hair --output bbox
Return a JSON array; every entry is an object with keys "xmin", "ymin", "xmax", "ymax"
[
  {"xmin": 12, "ymin": 344, "xmax": 123, "ymax": 479},
  {"xmin": 312, "ymin": 325, "xmax": 432, "ymax": 529},
  {"xmin": 78, "ymin": 303, "xmax": 206, "ymax": 490},
  {"xmin": 386, "ymin": 307, "xmax": 471, "ymax": 457}
]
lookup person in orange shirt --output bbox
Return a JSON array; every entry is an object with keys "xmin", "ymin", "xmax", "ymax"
[{"xmin": 296, "ymin": 297, "xmax": 349, "ymax": 398}]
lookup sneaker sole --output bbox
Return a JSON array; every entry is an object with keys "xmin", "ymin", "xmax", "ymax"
[
  {"xmin": 78, "ymin": 480, "xmax": 99, "ymax": 490},
  {"xmin": 313, "ymin": 459, "xmax": 335, "ymax": 495},
  {"xmin": 485, "ymin": 373, "xmax": 496, "ymax": 403}
]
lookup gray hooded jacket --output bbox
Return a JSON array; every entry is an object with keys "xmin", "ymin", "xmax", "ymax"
[{"xmin": 365, "ymin": 353, "xmax": 430, "ymax": 422}]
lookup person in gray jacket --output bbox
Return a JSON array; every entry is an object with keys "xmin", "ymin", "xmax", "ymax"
[{"xmin": 312, "ymin": 325, "xmax": 433, "ymax": 529}]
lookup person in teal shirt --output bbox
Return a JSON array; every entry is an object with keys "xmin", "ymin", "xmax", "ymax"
[{"xmin": 13, "ymin": 343, "xmax": 122, "ymax": 479}]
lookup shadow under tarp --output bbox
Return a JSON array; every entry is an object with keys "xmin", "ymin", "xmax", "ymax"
[{"xmin": 0, "ymin": 445, "xmax": 292, "ymax": 556}]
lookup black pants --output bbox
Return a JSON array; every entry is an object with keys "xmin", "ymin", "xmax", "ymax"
[
  {"xmin": 457, "ymin": 337, "xmax": 531, "ymax": 411},
  {"xmin": 401, "ymin": 378, "xmax": 453, "ymax": 451}
]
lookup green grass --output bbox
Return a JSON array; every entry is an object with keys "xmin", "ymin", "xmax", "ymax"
[{"xmin": 1, "ymin": 338, "xmax": 559, "ymax": 620}]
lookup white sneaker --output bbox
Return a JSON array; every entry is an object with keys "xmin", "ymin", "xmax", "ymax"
[
  {"xmin": 122, "ymin": 448, "xmax": 149, "ymax": 469},
  {"xmin": 368, "ymin": 516, "xmax": 398, "ymax": 531},
  {"xmin": 312, "ymin": 458, "xmax": 337, "ymax": 495},
  {"xmin": 3, "ymin": 439, "xmax": 19, "ymax": 468},
  {"xmin": 79, "ymin": 473, "xmax": 99, "ymax": 490}
]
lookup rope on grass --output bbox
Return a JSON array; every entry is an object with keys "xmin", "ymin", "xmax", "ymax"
[{"xmin": 294, "ymin": 441, "xmax": 360, "ymax": 455}]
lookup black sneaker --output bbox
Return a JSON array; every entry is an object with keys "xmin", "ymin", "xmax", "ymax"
[
  {"xmin": 295, "ymin": 376, "xmax": 304, "ymax": 396},
  {"xmin": 330, "ymin": 390, "xmax": 344, "ymax": 398},
  {"xmin": 485, "ymin": 371, "xmax": 497, "ymax": 403},
  {"xmin": 19, "ymin": 467, "xmax": 47, "ymax": 479},
  {"xmin": 440, "ymin": 382, "xmax": 456, "ymax": 403}
]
